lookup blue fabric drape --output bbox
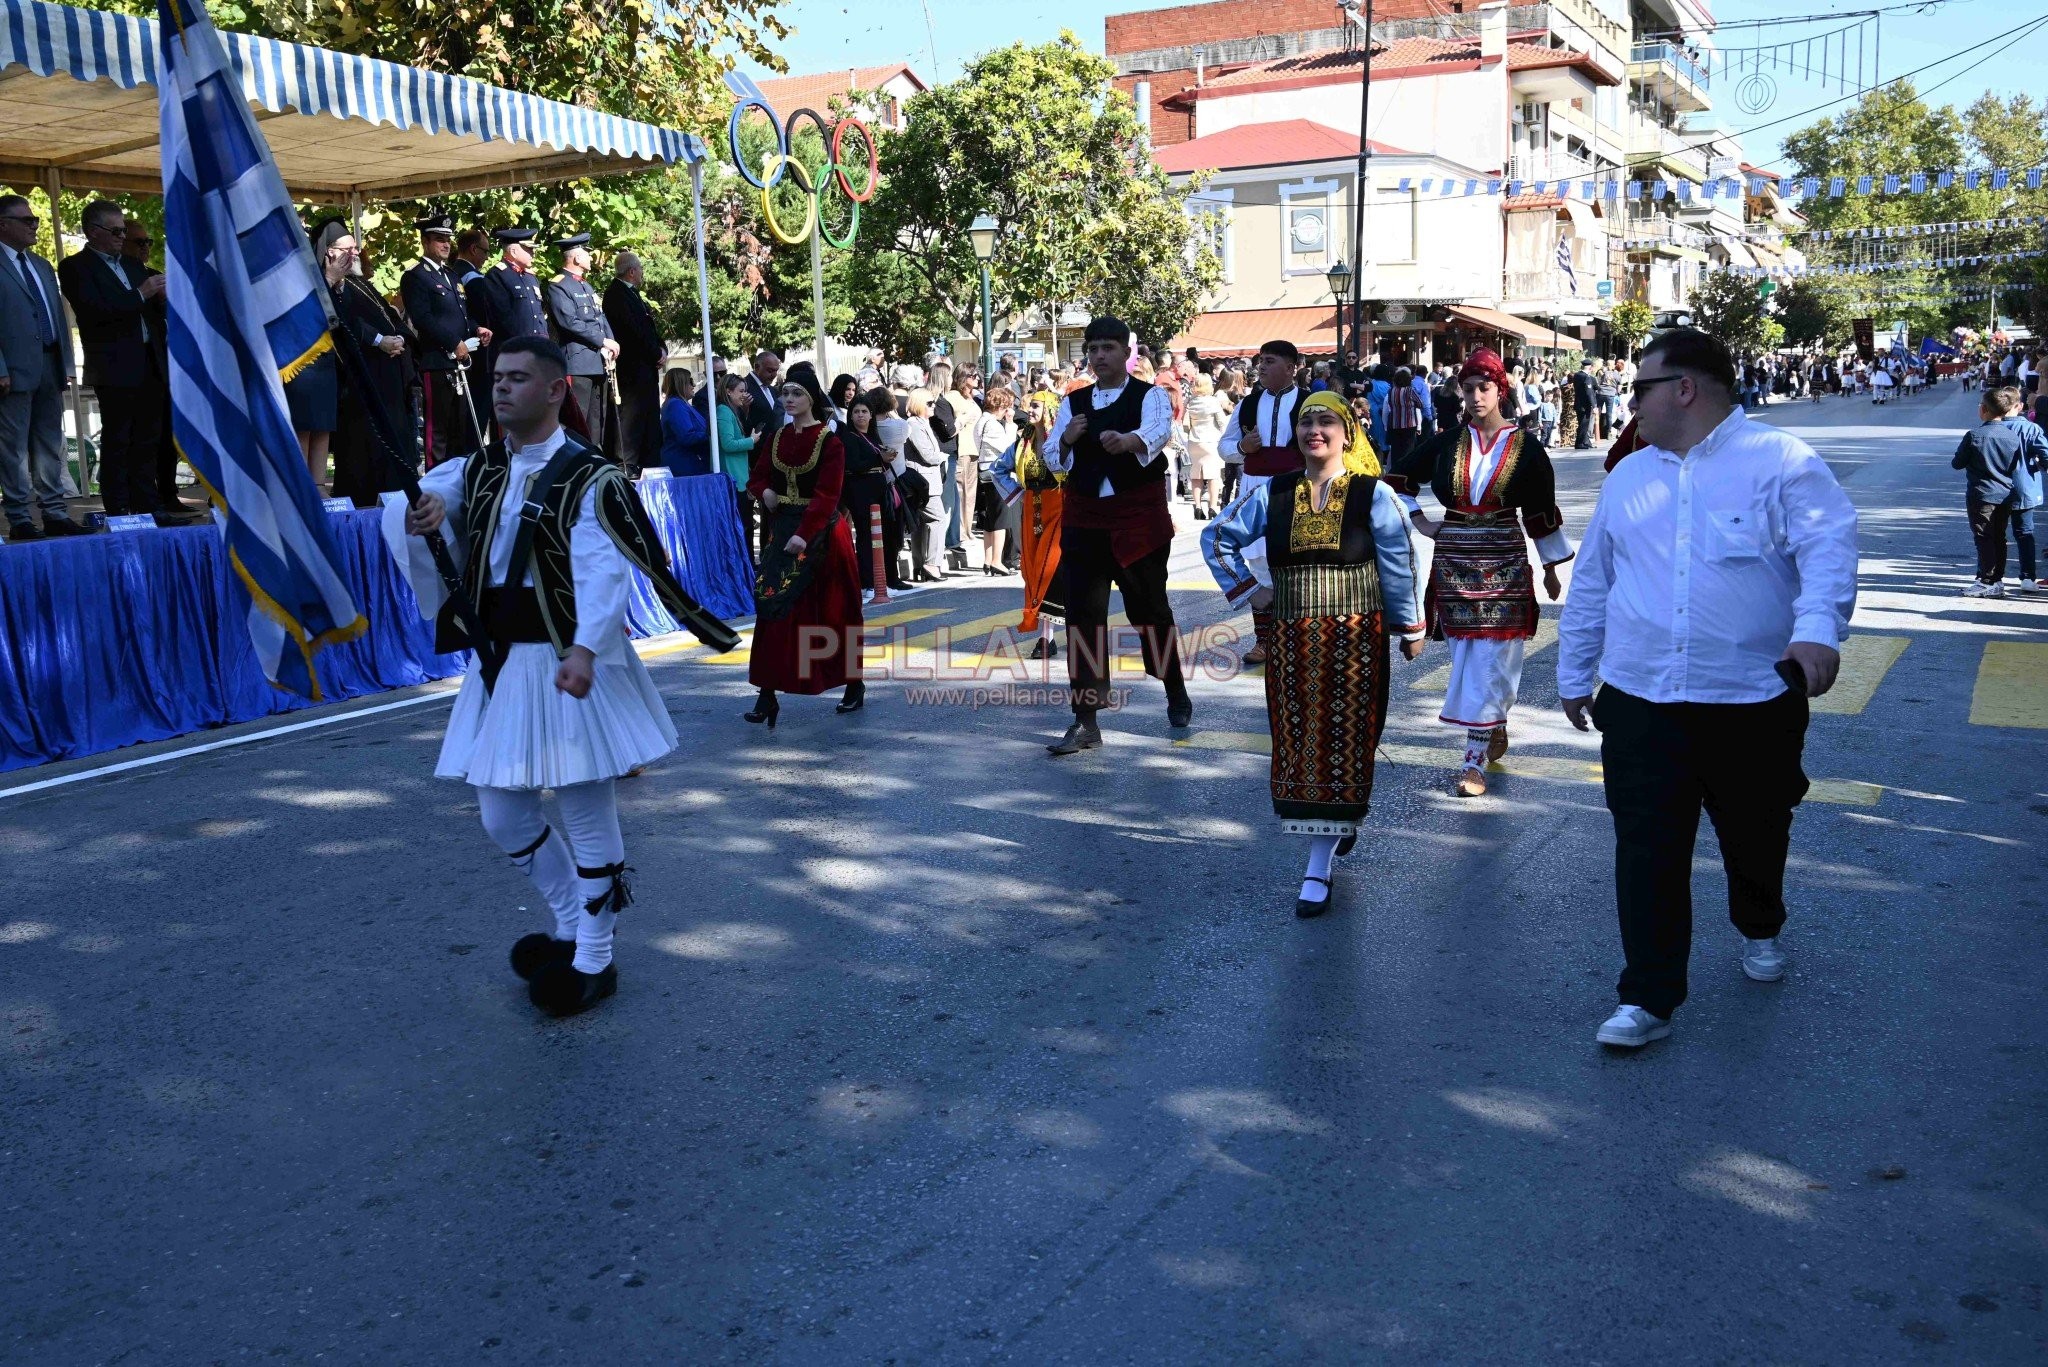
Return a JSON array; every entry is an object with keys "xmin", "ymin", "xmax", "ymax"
[{"xmin": 0, "ymin": 475, "xmax": 750, "ymax": 773}]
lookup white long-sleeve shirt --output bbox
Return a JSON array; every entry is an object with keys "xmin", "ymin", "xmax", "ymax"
[
  {"xmin": 1555, "ymin": 407, "xmax": 1858, "ymax": 704},
  {"xmin": 1044, "ymin": 379, "xmax": 1175, "ymax": 496},
  {"xmin": 381, "ymin": 426, "xmax": 633, "ymax": 660},
  {"xmin": 1217, "ymin": 385, "xmax": 1300, "ymax": 461}
]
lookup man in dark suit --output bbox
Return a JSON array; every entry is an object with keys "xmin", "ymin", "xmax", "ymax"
[
  {"xmin": 119, "ymin": 218, "xmax": 192, "ymax": 512},
  {"xmin": 399, "ymin": 211, "xmax": 485, "ymax": 466},
  {"xmin": 60, "ymin": 199, "xmax": 168, "ymax": 518},
  {"xmin": 743, "ymin": 349, "xmax": 784, "ymax": 441},
  {"xmin": 602, "ymin": 251, "xmax": 662, "ymax": 476},
  {"xmin": 0, "ymin": 194, "xmax": 84, "ymax": 538},
  {"xmin": 545, "ymin": 232, "xmax": 617, "ymax": 453},
  {"xmin": 1571, "ymin": 359, "xmax": 1598, "ymax": 449}
]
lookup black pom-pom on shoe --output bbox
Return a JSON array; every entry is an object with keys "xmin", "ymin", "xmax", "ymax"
[
  {"xmin": 528, "ymin": 962, "xmax": 618, "ymax": 1017},
  {"xmin": 509, "ymin": 933, "xmax": 576, "ymax": 981}
]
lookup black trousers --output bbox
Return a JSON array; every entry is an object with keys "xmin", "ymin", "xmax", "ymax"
[
  {"xmin": 1061, "ymin": 528, "xmax": 1183, "ymax": 714},
  {"xmin": 96, "ymin": 376, "xmax": 165, "ymax": 515},
  {"xmin": 568, "ymin": 374, "xmax": 611, "ymax": 455},
  {"xmin": 1968, "ymin": 498, "xmax": 2014, "ymax": 582},
  {"xmin": 1595, "ymin": 684, "xmax": 1809, "ymax": 1019},
  {"xmin": 617, "ymin": 375, "xmax": 659, "ymax": 478},
  {"xmin": 1573, "ymin": 401, "xmax": 1595, "ymax": 447},
  {"xmin": 154, "ymin": 379, "xmax": 179, "ymax": 504},
  {"xmin": 420, "ymin": 367, "xmax": 479, "ymax": 466}
]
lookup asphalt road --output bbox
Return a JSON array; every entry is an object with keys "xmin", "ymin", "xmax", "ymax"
[{"xmin": 3, "ymin": 382, "xmax": 2044, "ymax": 1364}]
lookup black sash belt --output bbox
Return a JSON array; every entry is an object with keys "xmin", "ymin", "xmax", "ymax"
[{"xmin": 435, "ymin": 587, "xmax": 550, "ymax": 653}]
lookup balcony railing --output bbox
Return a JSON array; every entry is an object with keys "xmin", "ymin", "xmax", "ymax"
[
  {"xmin": 1629, "ymin": 42, "xmax": 1710, "ymax": 92},
  {"xmin": 1508, "ymin": 152, "xmax": 1602, "ymax": 186},
  {"xmin": 1620, "ymin": 216, "xmax": 1712, "ymax": 251}
]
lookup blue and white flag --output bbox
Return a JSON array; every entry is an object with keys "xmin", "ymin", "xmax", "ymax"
[
  {"xmin": 158, "ymin": 0, "xmax": 362, "ymax": 699},
  {"xmin": 1555, "ymin": 233, "xmax": 1578, "ymax": 294}
]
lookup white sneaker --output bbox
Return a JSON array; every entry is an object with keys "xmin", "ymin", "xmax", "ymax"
[
  {"xmin": 1961, "ymin": 580, "xmax": 2005, "ymax": 598},
  {"xmin": 1741, "ymin": 936, "xmax": 1787, "ymax": 982},
  {"xmin": 1595, "ymin": 1004, "xmax": 1670, "ymax": 1048},
  {"xmin": 2017, "ymin": 579, "xmax": 2044, "ymax": 594}
]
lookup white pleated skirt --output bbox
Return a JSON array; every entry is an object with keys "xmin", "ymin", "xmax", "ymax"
[
  {"xmin": 435, "ymin": 642, "xmax": 679, "ymax": 790},
  {"xmin": 1437, "ymin": 636, "xmax": 1527, "ymax": 730}
]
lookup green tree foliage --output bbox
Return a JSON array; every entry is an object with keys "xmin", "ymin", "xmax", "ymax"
[
  {"xmin": 848, "ymin": 34, "xmax": 1219, "ymax": 360},
  {"xmin": 1607, "ymin": 299, "xmax": 1653, "ymax": 356},
  {"xmin": 1775, "ymin": 279, "xmax": 1853, "ymax": 349},
  {"xmin": 1685, "ymin": 270, "xmax": 1775, "ymax": 354},
  {"xmin": 1781, "ymin": 80, "xmax": 2048, "ymax": 342}
]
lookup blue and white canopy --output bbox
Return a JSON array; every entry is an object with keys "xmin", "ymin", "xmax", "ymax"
[{"xmin": 0, "ymin": 0, "xmax": 705, "ymax": 199}]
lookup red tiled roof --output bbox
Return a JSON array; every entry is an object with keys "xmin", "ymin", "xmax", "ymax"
[
  {"xmin": 1168, "ymin": 38, "xmax": 1609, "ymax": 102},
  {"xmin": 752, "ymin": 64, "xmax": 925, "ymax": 113},
  {"xmin": 1504, "ymin": 192, "xmax": 1566, "ymax": 211},
  {"xmin": 1153, "ymin": 119, "xmax": 1413, "ymax": 174}
]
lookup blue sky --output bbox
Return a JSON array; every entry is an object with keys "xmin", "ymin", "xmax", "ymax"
[{"xmin": 746, "ymin": 0, "xmax": 2046, "ymax": 164}]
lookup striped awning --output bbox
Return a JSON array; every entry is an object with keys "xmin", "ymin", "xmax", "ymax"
[{"xmin": 0, "ymin": 0, "xmax": 704, "ymax": 199}]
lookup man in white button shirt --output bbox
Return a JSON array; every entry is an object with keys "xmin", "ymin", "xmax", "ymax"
[{"xmin": 1557, "ymin": 329, "xmax": 1858, "ymax": 1049}]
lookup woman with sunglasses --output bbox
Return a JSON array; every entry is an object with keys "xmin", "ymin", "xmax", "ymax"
[{"xmin": 1386, "ymin": 348, "xmax": 1573, "ymax": 797}]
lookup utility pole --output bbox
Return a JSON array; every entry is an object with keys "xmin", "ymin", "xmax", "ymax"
[{"xmin": 1344, "ymin": 0, "xmax": 1373, "ymax": 381}]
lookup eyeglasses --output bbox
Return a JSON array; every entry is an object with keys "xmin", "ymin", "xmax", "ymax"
[
  {"xmin": 1630, "ymin": 374, "xmax": 1686, "ymax": 399},
  {"xmin": 0, "ymin": 213, "xmax": 37, "ymax": 225}
]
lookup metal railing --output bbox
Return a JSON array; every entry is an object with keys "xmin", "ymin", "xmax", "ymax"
[{"xmin": 1628, "ymin": 41, "xmax": 1711, "ymax": 92}]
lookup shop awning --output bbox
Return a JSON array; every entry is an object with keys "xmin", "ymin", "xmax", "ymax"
[
  {"xmin": 1446, "ymin": 304, "xmax": 1549, "ymax": 342},
  {"xmin": 1168, "ymin": 305, "xmax": 1338, "ymax": 359},
  {"xmin": 0, "ymin": 0, "xmax": 704, "ymax": 200}
]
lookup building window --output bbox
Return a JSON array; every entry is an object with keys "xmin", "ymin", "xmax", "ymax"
[
  {"xmin": 1188, "ymin": 189, "xmax": 1234, "ymax": 285},
  {"xmin": 1372, "ymin": 186, "xmax": 1417, "ymax": 264},
  {"xmin": 1279, "ymin": 176, "xmax": 1340, "ymax": 276}
]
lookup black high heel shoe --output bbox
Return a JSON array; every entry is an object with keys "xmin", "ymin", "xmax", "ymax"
[
  {"xmin": 983, "ymin": 565, "xmax": 1004, "ymax": 577},
  {"xmin": 742, "ymin": 687, "xmax": 779, "ymax": 729},
  {"xmin": 836, "ymin": 681, "xmax": 866, "ymax": 714}
]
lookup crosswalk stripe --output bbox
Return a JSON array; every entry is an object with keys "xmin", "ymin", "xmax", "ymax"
[
  {"xmin": 1968, "ymin": 642, "xmax": 2048, "ymax": 729},
  {"xmin": 1409, "ymin": 620, "xmax": 1559, "ymax": 693},
  {"xmin": 1164, "ymin": 729, "xmax": 1880, "ymax": 805},
  {"xmin": 1811, "ymin": 635, "xmax": 1909, "ymax": 715}
]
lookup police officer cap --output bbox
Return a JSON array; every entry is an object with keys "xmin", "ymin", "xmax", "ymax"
[
  {"xmin": 554, "ymin": 232, "xmax": 592, "ymax": 250},
  {"xmin": 492, "ymin": 226, "xmax": 536, "ymax": 244},
  {"xmin": 414, "ymin": 211, "xmax": 454, "ymax": 236}
]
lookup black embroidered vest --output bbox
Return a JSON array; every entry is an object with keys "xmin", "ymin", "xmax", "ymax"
[
  {"xmin": 1067, "ymin": 378, "xmax": 1167, "ymax": 497},
  {"xmin": 1265, "ymin": 471, "xmax": 1380, "ymax": 569},
  {"xmin": 1236, "ymin": 386, "xmax": 1306, "ymax": 477}
]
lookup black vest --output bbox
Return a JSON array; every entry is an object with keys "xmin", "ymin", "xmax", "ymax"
[
  {"xmin": 1265, "ymin": 470, "xmax": 1380, "ymax": 569},
  {"xmin": 1067, "ymin": 378, "xmax": 1166, "ymax": 496},
  {"xmin": 1235, "ymin": 386, "xmax": 1306, "ymax": 477}
]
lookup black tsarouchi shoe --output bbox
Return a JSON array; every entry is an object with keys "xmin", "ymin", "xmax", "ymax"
[
  {"xmin": 509, "ymin": 933, "xmax": 576, "ymax": 982},
  {"xmin": 529, "ymin": 962, "xmax": 619, "ymax": 1017}
]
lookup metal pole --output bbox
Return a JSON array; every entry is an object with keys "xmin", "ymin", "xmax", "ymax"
[
  {"xmin": 1350, "ymin": 0, "xmax": 1373, "ymax": 380},
  {"xmin": 692, "ymin": 160, "xmax": 720, "ymax": 478},
  {"xmin": 809, "ymin": 220, "xmax": 829, "ymax": 378},
  {"xmin": 979, "ymin": 264, "xmax": 994, "ymax": 378},
  {"xmin": 44, "ymin": 169, "xmax": 92, "ymax": 504}
]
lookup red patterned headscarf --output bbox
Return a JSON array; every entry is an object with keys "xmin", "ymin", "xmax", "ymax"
[{"xmin": 1458, "ymin": 348, "xmax": 1510, "ymax": 391}]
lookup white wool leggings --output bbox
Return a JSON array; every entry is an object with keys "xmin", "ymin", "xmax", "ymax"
[{"xmin": 475, "ymin": 781, "xmax": 628, "ymax": 973}]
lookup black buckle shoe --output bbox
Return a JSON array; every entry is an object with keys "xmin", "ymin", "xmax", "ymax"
[{"xmin": 1295, "ymin": 874, "xmax": 1334, "ymax": 919}]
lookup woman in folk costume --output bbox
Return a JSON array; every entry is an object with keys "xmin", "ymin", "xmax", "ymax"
[
  {"xmin": 1203, "ymin": 391, "xmax": 1426, "ymax": 918},
  {"xmin": 385, "ymin": 337, "xmax": 739, "ymax": 1018},
  {"xmin": 988, "ymin": 380, "xmax": 1070, "ymax": 661},
  {"xmin": 742, "ymin": 365, "xmax": 866, "ymax": 727},
  {"xmin": 1386, "ymin": 348, "xmax": 1572, "ymax": 798}
]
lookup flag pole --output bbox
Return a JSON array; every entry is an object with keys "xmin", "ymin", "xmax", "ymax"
[{"xmin": 326, "ymin": 322, "xmax": 505, "ymax": 687}]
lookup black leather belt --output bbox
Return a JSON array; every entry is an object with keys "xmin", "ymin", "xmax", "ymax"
[{"xmin": 435, "ymin": 587, "xmax": 550, "ymax": 653}]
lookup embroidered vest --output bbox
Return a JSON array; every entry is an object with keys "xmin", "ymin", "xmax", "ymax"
[
  {"xmin": 1237, "ymin": 386, "xmax": 1306, "ymax": 478},
  {"xmin": 1266, "ymin": 470, "xmax": 1379, "ymax": 569}
]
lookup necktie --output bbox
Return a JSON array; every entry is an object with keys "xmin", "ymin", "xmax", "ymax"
[{"xmin": 16, "ymin": 251, "xmax": 52, "ymax": 346}]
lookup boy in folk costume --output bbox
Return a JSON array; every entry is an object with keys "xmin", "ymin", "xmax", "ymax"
[
  {"xmin": 385, "ymin": 337, "xmax": 735, "ymax": 1017},
  {"xmin": 1216, "ymin": 340, "xmax": 1310, "ymax": 666},
  {"xmin": 1386, "ymin": 349, "xmax": 1573, "ymax": 797}
]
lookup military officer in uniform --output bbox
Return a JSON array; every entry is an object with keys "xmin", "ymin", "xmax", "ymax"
[
  {"xmin": 452, "ymin": 227, "xmax": 494, "ymax": 436},
  {"xmin": 467, "ymin": 227, "xmax": 549, "ymax": 438},
  {"xmin": 545, "ymin": 232, "xmax": 619, "ymax": 455},
  {"xmin": 399, "ymin": 211, "xmax": 488, "ymax": 465}
]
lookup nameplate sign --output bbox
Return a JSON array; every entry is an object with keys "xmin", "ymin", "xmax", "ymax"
[
  {"xmin": 322, "ymin": 497, "xmax": 354, "ymax": 514},
  {"xmin": 104, "ymin": 514, "xmax": 157, "ymax": 533}
]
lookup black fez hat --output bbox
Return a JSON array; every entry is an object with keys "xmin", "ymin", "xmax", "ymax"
[
  {"xmin": 414, "ymin": 211, "xmax": 454, "ymax": 236},
  {"xmin": 554, "ymin": 232, "xmax": 592, "ymax": 250},
  {"xmin": 492, "ymin": 226, "xmax": 536, "ymax": 244}
]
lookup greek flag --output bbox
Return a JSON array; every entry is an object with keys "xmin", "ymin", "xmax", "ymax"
[
  {"xmin": 1555, "ymin": 233, "xmax": 1578, "ymax": 294},
  {"xmin": 158, "ymin": 0, "xmax": 362, "ymax": 699}
]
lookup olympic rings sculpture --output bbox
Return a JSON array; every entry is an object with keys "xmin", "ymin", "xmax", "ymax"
[{"xmin": 723, "ymin": 72, "xmax": 878, "ymax": 249}]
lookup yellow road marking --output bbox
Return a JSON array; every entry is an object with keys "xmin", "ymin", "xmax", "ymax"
[
  {"xmin": 1409, "ymin": 620, "xmax": 1559, "ymax": 693},
  {"xmin": 1168, "ymin": 578, "xmax": 1220, "ymax": 591},
  {"xmin": 1811, "ymin": 635, "xmax": 1909, "ymax": 716},
  {"xmin": 1969, "ymin": 642, "xmax": 2048, "ymax": 729},
  {"xmin": 1168, "ymin": 729, "xmax": 1879, "ymax": 805}
]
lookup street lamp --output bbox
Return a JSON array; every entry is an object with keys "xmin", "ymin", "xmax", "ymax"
[
  {"xmin": 969, "ymin": 213, "xmax": 999, "ymax": 374},
  {"xmin": 1325, "ymin": 258, "xmax": 1354, "ymax": 373}
]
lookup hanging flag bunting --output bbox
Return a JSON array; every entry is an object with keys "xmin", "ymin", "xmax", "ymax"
[{"xmin": 1388, "ymin": 171, "xmax": 2048, "ymax": 201}]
